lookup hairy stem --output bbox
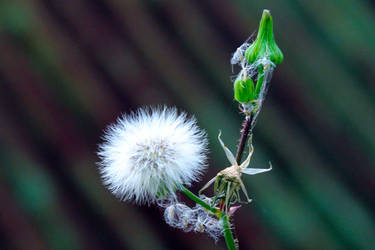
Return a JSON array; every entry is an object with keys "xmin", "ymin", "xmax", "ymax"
[
  {"xmin": 221, "ymin": 215, "xmax": 237, "ymax": 250},
  {"xmin": 235, "ymin": 114, "xmax": 253, "ymax": 164}
]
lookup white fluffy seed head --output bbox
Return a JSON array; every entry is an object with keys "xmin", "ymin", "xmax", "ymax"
[{"xmin": 97, "ymin": 106, "xmax": 208, "ymax": 205}]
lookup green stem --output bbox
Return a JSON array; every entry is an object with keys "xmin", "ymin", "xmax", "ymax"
[
  {"xmin": 179, "ymin": 186, "xmax": 217, "ymax": 214},
  {"xmin": 181, "ymin": 186, "xmax": 237, "ymax": 249},
  {"xmin": 221, "ymin": 215, "xmax": 237, "ymax": 250},
  {"xmin": 255, "ymin": 66, "xmax": 264, "ymax": 99}
]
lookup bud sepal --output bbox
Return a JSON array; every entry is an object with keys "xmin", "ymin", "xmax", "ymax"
[{"xmin": 234, "ymin": 77, "xmax": 255, "ymax": 103}]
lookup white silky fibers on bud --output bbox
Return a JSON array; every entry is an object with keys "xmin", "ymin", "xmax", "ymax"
[
  {"xmin": 163, "ymin": 200, "xmax": 224, "ymax": 242},
  {"xmin": 97, "ymin": 106, "xmax": 208, "ymax": 205}
]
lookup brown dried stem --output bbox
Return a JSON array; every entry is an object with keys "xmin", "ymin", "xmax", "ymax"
[{"xmin": 235, "ymin": 114, "xmax": 254, "ymax": 164}]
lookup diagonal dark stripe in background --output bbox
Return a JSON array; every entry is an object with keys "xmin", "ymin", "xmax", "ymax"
[
  {"xmin": 0, "ymin": 76, "xmax": 128, "ymax": 249},
  {"xmin": 0, "ymin": 0, "xmax": 374, "ymax": 249}
]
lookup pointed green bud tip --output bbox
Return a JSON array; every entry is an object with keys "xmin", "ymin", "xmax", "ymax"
[
  {"xmin": 234, "ymin": 78, "xmax": 255, "ymax": 103},
  {"xmin": 245, "ymin": 9, "xmax": 283, "ymax": 66}
]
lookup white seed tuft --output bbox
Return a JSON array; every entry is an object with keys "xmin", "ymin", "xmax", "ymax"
[
  {"xmin": 97, "ymin": 106, "xmax": 208, "ymax": 205},
  {"xmin": 164, "ymin": 198, "xmax": 224, "ymax": 242}
]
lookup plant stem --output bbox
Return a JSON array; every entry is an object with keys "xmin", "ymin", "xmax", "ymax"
[
  {"xmin": 181, "ymin": 186, "xmax": 237, "ymax": 249},
  {"xmin": 255, "ymin": 66, "xmax": 265, "ymax": 98},
  {"xmin": 179, "ymin": 186, "xmax": 217, "ymax": 214},
  {"xmin": 235, "ymin": 114, "xmax": 253, "ymax": 164},
  {"xmin": 221, "ymin": 215, "xmax": 237, "ymax": 250},
  {"xmin": 181, "ymin": 111, "xmax": 256, "ymax": 250}
]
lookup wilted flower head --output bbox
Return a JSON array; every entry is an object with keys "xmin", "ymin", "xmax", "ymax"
[
  {"xmin": 199, "ymin": 132, "xmax": 272, "ymax": 213},
  {"xmin": 97, "ymin": 106, "xmax": 208, "ymax": 204}
]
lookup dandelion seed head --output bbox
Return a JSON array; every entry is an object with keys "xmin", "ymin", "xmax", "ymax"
[{"xmin": 97, "ymin": 106, "xmax": 208, "ymax": 205}]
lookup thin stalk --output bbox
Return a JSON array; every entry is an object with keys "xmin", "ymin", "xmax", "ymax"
[
  {"xmin": 254, "ymin": 66, "xmax": 265, "ymax": 98},
  {"xmin": 235, "ymin": 114, "xmax": 253, "ymax": 164},
  {"xmin": 221, "ymin": 215, "xmax": 237, "ymax": 250},
  {"xmin": 179, "ymin": 186, "xmax": 217, "ymax": 214},
  {"xmin": 236, "ymin": 66, "xmax": 265, "ymax": 164}
]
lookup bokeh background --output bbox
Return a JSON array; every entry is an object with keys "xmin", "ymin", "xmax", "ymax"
[{"xmin": 1, "ymin": 0, "xmax": 375, "ymax": 249}]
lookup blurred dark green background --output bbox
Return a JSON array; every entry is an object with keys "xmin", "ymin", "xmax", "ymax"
[{"xmin": 1, "ymin": 0, "xmax": 375, "ymax": 249}]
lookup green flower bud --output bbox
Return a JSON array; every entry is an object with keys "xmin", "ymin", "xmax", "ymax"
[
  {"xmin": 245, "ymin": 9, "xmax": 283, "ymax": 66},
  {"xmin": 234, "ymin": 78, "xmax": 255, "ymax": 103}
]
